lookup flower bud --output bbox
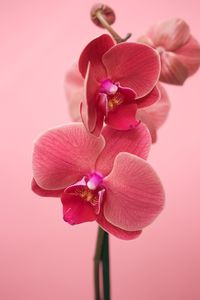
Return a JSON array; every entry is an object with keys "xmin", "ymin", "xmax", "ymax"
[{"xmin": 90, "ymin": 3, "xmax": 116, "ymax": 28}]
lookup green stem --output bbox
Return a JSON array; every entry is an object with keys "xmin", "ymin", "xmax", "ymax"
[
  {"xmin": 102, "ymin": 232, "xmax": 110, "ymax": 300},
  {"xmin": 94, "ymin": 227, "xmax": 110, "ymax": 300},
  {"xmin": 94, "ymin": 227, "xmax": 105, "ymax": 300}
]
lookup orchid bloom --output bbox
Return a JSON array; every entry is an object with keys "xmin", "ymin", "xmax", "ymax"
[
  {"xmin": 32, "ymin": 123, "xmax": 165, "ymax": 240},
  {"xmin": 65, "ymin": 64, "xmax": 170, "ymax": 143},
  {"xmin": 78, "ymin": 34, "xmax": 161, "ymax": 136},
  {"xmin": 138, "ymin": 18, "xmax": 200, "ymax": 85}
]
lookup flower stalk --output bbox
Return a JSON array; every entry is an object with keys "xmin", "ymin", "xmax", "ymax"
[
  {"xmin": 91, "ymin": 4, "xmax": 132, "ymax": 43},
  {"xmin": 94, "ymin": 227, "xmax": 110, "ymax": 300},
  {"xmin": 102, "ymin": 231, "xmax": 110, "ymax": 300},
  {"xmin": 92, "ymin": 5, "xmax": 130, "ymax": 299}
]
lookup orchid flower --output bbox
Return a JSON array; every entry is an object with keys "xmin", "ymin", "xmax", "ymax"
[
  {"xmin": 65, "ymin": 64, "xmax": 170, "ymax": 143},
  {"xmin": 78, "ymin": 34, "xmax": 161, "ymax": 135},
  {"xmin": 32, "ymin": 123, "xmax": 164, "ymax": 240},
  {"xmin": 138, "ymin": 18, "xmax": 200, "ymax": 85}
]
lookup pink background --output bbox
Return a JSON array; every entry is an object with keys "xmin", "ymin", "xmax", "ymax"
[{"xmin": 1, "ymin": 0, "xmax": 200, "ymax": 299}]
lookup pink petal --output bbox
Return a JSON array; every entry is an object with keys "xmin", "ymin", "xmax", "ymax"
[
  {"xmin": 136, "ymin": 111, "xmax": 157, "ymax": 143},
  {"xmin": 61, "ymin": 187, "xmax": 97, "ymax": 225},
  {"xmin": 139, "ymin": 83, "xmax": 170, "ymax": 128},
  {"xmin": 117, "ymin": 85, "xmax": 136, "ymax": 102},
  {"xmin": 105, "ymin": 103, "xmax": 138, "ymax": 130},
  {"xmin": 90, "ymin": 94, "xmax": 106, "ymax": 136},
  {"xmin": 32, "ymin": 123, "xmax": 105, "ymax": 190},
  {"xmin": 147, "ymin": 18, "xmax": 190, "ymax": 51},
  {"xmin": 175, "ymin": 36, "xmax": 200, "ymax": 76},
  {"xmin": 137, "ymin": 83, "xmax": 170, "ymax": 143},
  {"xmin": 137, "ymin": 35, "xmax": 155, "ymax": 48},
  {"xmin": 78, "ymin": 34, "xmax": 115, "ymax": 80},
  {"xmin": 97, "ymin": 212, "xmax": 142, "ymax": 240},
  {"xmin": 136, "ymin": 86, "xmax": 160, "ymax": 108},
  {"xmin": 102, "ymin": 42, "xmax": 160, "ymax": 97},
  {"xmin": 103, "ymin": 153, "xmax": 165, "ymax": 231},
  {"xmin": 138, "ymin": 20, "xmax": 200, "ymax": 84},
  {"xmin": 65, "ymin": 63, "xmax": 84, "ymax": 90},
  {"xmin": 160, "ymin": 51, "xmax": 188, "ymax": 85},
  {"xmin": 65, "ymin": 64, "xmax": 83, "ymax": 122},
  {"xmin": 31, "ymin": 178, "xmax": 63, "ymax": 197},
  {"xmin": 95, "ymin": 123, "xmax": 151, "ymax": 176},
  {"xmin": 81, "ymin": 63, "xmax": 99, "ymax": 133}
]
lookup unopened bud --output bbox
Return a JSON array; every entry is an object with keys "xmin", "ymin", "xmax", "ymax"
[{"xmin": 90, "ymin": 3, "xmax": 116, "ymax": 28}]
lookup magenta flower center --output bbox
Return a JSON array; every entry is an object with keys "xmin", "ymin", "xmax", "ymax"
[
  {"xmin": 72, "ymin": 172, "xmax": 104, "ymax": 206},
  {"xmin": 61, "ymin": 171, "xmax": 106, "ymax": 225},
  {"xmin": 87, "ymin": 172, "xmax": 103, "ymax": 190},
  {"xmin": 100, "ymin": 79, "xmax": 118, "ymax": 95},
  {"xmin": 99, "ymin": 79, "xmax": 124, "ymax": 111},
  {"xmin": 74, "ymin": 186, "xmax": 99, "ymax": 204}
]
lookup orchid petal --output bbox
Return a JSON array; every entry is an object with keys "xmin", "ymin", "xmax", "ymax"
[
  {"xmin": 90, "ymin": 93, "xmax": 107, "ymax": 136},
  {"xmin": 102, "ymin": 42, "xmax": 160, "ymax": 97},
  {"xmin": 160, "ymin": 52, "xmax": 188, "ymax": 85},
  {"xmin": 137, "ymin": 35, "xmax": 155, "ymax": 48},
  {"xmin": 105, "ymin": 103, "xmax": 138, "ymax": 130},
  {"xmin": 137, "ymin": 111, "xmax": 157, "ymax": 143},
  {"xmin": 138, "ymin": 19, "xmax": 200, "ymax": 84},
  {"xmin": 103, "ymin": 153, "xmax": 165, "ymax": 231},
  {"xmin": 148, "ymin": 19, "xmax": 190, "ymax": 51},
  {"xmin": 96, "ymin": 123, "xmax": 151, "ymax": 176},
  {"xmin": 175, "ymin": 36, "xmax": 200, "ymax": 76},
  {"xmin": 61, "ymin": 186, "xmax": 97, "ymax": 225},
  {"xmin": 136, "ymin": 86, "xmax": 160, "ymax": 108},
  {"xmin": 139, "ymin": 83, "xmax": 170, "ymax": 128},
  {"xmin": 117, "ymin": 86, "xmax": 136, "ymax": 102},
  {"xmin": 97, "ymin": 212, "xmax": 142, "ymax": 240},
  {"xmin": 65, "ymin": 64, "xmax": 83, "ymax": 121},
  {"xmin": 79, "ymin": 34, "xmax": 115, "ymax": 80},
  {"xmin": 32, "ymin": 123, "xmax": 105, "ymax": 190},
  {"xmin": 137, "ymin": 84, "xmax": 170, "ymax": 143},
  {"xmin": 31, "ymin": 178, "xmax": 63, "ymax": 197},
  {"xmin": 81, "ymin": 63, "xmax": 99, "ymax": 133}
]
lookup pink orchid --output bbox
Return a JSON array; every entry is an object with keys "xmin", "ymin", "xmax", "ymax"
[
  {"xmin": 32, "ymin": 123, "xmax": 165, "ymax": 240},
  {"xmin": 138, "ymin": 18, "xmax": 200, "ymax": 85},
  {"xmin": 78, "ymin": 34, "xmax": 161, "ymax": 135},
  {"xmin": 65, "ymin": 65, "xmax": 170, "ymax": 143}
]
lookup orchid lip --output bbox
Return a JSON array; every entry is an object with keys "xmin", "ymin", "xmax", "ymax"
[{"xmin": 62, "ymin": 172, "xmax": 105, "ymax": 225}]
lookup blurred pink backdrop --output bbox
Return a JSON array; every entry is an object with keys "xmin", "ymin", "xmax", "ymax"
[{"xmin": 1, "ymin": 0, "xmax": 200, "ymax": 299}]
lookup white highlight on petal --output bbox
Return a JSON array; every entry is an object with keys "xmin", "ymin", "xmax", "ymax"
[
  {"xmin": 100, "ymin": 79, "xmax": 118, "ymax": 95},
  {"xmin": 87, "ymin": 181, "xmax": 97, "ymax": 190},
  {"xmin": 87, "ymin": 172, "xmax": 103, "ymax": 190},
  {"xmin": 109, "ymin": 84, "xmax": 118, "ymax": 94}
]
